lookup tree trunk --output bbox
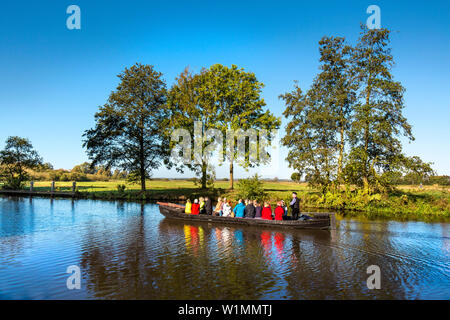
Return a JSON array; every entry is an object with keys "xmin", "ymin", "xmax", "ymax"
[
  {"xmin": 229, "ymin": 161, "xmax": 234, "ymax": 190},
  {"xmin": 201, "ymin": 162, "xmax": 207, "ymax": 189},
  {"xmin": 363, "ymin": 82, "xmax": 372, "ymax": 193},
  {"xmin": 338, "ymin": 125, "xmax": 344, "ymax": 184},
  {"xmin": 140, "ymin": 167, "xmax": 146, "ymax": 191},
  {"xmin": 139, "ymin": 138, "xmax": 146, "ymax": 192}
]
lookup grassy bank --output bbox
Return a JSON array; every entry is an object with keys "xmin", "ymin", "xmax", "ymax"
[{"xmin": 2, "ymin": 179, "xmax": 448, "ymax": 222}]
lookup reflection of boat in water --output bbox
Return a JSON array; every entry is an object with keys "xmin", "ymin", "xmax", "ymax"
[
  {"xmin": 157, "ymin": 202, "xmax": 336, "ymax": 230},
  {"xmin": 158, "ymin": 218, "xmax": 333, "ymax": 264}
]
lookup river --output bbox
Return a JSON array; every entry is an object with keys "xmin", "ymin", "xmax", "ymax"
[{"xmin": 0, "ymin": 196, "xmax": 448, "ymax": 299}]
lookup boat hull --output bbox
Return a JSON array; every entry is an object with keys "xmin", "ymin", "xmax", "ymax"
[{"xmin": 157, "ymin": 202, "xmax": 335, "ymax": 230}]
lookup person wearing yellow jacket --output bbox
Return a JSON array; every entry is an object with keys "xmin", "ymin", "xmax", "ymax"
[{"xmin": 185, "ymin": 199, "xmax": 192, "ymax": 214}]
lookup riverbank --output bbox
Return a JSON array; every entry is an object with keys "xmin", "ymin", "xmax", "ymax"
[{"xmin": 1, "ymin": 180, "xmax": 448, "ymax": 222}]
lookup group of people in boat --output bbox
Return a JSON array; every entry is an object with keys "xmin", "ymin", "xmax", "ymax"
[{"xmin": 184, "ymin": 192, "xmax": 308, "ymax": 221}]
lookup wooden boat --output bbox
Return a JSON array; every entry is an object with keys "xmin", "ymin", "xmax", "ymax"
[{"xmin": 157, "ymin": 202, "xmax": 336, "ymax": 230}]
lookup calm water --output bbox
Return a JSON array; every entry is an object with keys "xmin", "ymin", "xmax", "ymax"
[{"xmin": 0, "ymin": 196, "xmax": 449, "ymax": 300}]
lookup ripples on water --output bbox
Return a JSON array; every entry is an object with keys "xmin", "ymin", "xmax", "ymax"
[{"xmin": 0, "ymin": 196, "xmax": 448, "ymax": 299}]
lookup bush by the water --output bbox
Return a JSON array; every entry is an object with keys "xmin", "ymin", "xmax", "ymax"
[
  {"xmin": 236, "ymin": 174, "xmax": 267, "ymax": 201},
  {"xmin": 300, "ymin": 188, "xmax": 449, "ymax": 221}
]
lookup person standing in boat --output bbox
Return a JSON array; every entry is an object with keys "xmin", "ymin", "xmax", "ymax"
[
  {"xmin": 245, "ymin": 199, "xmax": 255, "ymax": 218},
  {"xmin": 274, "ymin": 201, "xmax": 284, "ymax": 221},
  {"xmin": 185, "ymin": 199, "xmax": 192, "ymax": 214},
  {"xmin": 253, "ymin": 200, "xmax": 262, "ymax": 219},
  {"xmin": 205, "ymin": 196, "xmax": 213, "ymax": 215},
  {"xmin": 191, "ymin": 199, "xmax": 200, "ymax": 215},
  {"xmin": 261, "ymin": 201, "xmax": 273, "ymax": 220},
  {"xmin": 290, "ymin": 192, "xmax": 300, "ymax": 220},
  {"xmin": 233, "ymin": 199, "xmax": 246, "ymax": 218}
]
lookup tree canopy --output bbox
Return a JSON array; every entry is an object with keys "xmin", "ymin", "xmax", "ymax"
[
  {"xmin": 168, "ymin": 64, "xmax": 280, "ymax": 189},
  {"xmin": 83, "ymin": 63, "xmax": 171, "ymax": 191},
  {"xmin": 281, "ymin": 26, "xmax": 432, "ymax": 194},
  {"xmin": 0, "ymin": 136, "xmax": 43, "ymax": 189}
]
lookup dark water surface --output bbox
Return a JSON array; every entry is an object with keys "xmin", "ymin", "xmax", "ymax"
[{"xmin": 0, "ymin": 196, "xmax": 448, "ymax": 299}]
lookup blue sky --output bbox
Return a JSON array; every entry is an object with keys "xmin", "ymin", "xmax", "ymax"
[{"xmin": 1, "ymin": 0, "xmax": 449, "ymax": 178}]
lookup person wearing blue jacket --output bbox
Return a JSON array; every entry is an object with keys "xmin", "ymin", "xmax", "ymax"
[{"xmin": 233, "ymin": 199, "xmax": 246, "ymax": 218}]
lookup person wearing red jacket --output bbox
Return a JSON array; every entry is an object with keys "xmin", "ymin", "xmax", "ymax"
[
  {"xmin": 191, "ymin": 199, "xmax": 200, "ymax": 215},
  {"xmin": 261, "ymin": 202, "xmax": 272, "ymax": 220},
  {"xmin": 274, "ymin": 201, "xmax": 284, "ymax": 221}
]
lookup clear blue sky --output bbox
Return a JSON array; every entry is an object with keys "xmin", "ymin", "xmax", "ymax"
[{"xmin": 1, "ymin": 0, "xmax": 449, "ymax": 178}]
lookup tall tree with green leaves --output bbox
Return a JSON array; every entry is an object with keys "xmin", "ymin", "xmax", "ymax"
[
  {"xmin": 83, "ymin": 63, "xmax": 171, "ymax": 191},
  {"xmin": 281, "ymin": 36, "xmax": 354, "ymax": 191},
  {"xmin": 203, "ymin": 64, "xmax": 280, "ymax": 189},
  {"xmin": 281, "ymin": 82, "xmax": 339, "ymax": 192},
  {"xmin": 167, "ymin": 67, "xmax": 221, "ymax": 189},
  {"xmin": 346, "ymin": 26, "xmax": 413, "ymax": 192},
  {"xmin": 0, "ymin": 136, "xmax": 43, "ymax": 189},
  {"xmin": 168, "ymin": 64, "xmax": 280, "ymax": 189},
  {"xmin": 316, "ymin": 36, "xmax": 355, "ymax": 181}
]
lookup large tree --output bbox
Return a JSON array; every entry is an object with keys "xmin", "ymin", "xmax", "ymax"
[
  {"xmin": 83, "ymin": 63, "xmax": 171, "ymax": 191},
  {"xmin": 346, "ymin": 26, "xmax": 413, "ymax": 192},
  {"xmin": 316, "ymin": 36, "xmax": 355, "ymax": 181},
  {"xmin": 0, "ymin": 136, "xmax": 43, "ymax": 189},
  {"xmin": 205, "ymin": 64, "xmax": 280, "ymax": 189},
  {"xmin": 281, "ymin": 82, "xmax": 339, "ymax": 192},
  {"xmin": 168, "ymin": 64, "xmax": 280, "ymax": 189},
  {"xmin": 281, "ymin": 36, "xmax": 354, "ymax": 191},
  {"xmin": 167, "ymin": 68, "xmax": 221, "ymax": 189}
]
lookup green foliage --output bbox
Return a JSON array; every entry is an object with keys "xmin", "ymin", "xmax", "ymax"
[
  {"xmin": 346, "ymin": 26, "xmax": 414, "ymax": 193},
  {"xmin": 282, "ymin": 25, "xmax": 430, "ymax": 195},
  {"xmin": 428, "ymin": 176, "xmax": 450, "ymax": 186},
  {"xmin": 236, "ymin": 174, "xmax": 267, "ymax": 201},
  {"xmin": 111, "ymin": 169, "xmax": 128, "ymax": 180},
  {"xmin": 167, "ymin": 64, "xmax": 280, "ymax": 189},
  {"xmin": 83, "ymin": 63, "xmax": 172, "ymax": 191},
  {"xmin": 116, "ymin": 184, "xmax": 126, "ymax": 193},
  {"xmin": 281, "ymin": 36, "xmax": 353, "ymax": 191},
  {"xmin": 0, "ymin": 136, "xmax": 43, "ymax": 189},
  {"xmin": 291, "ymin": 172, "xmax": 301, "ymax": 183}
]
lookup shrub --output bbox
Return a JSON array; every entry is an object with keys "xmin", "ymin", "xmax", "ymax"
[{"xmin": 236, "ymin": 174, "xmax": 267, "ymax": 201}]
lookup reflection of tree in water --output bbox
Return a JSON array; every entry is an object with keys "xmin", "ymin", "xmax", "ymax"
[
  {"xmin": 283, "ymin": 222, "xmax": 411, "ymax": 299},
  {"xmin": 0, "ymin": 197, "xmax": 35, "ymax": 265},
  {"xmin": 80, "ymin": 203, "xmax": 149, "ymax": 299}
]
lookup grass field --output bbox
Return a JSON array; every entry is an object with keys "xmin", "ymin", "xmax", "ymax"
[{"xmin": 2, "ymin": 179, "xmax": 446, "ymax": 222}]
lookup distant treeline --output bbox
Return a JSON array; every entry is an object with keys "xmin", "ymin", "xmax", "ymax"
[
  {"xmin": 28, "ymin": 162, "xmax": 128, "ymax": 182},
  {"xmin": 389, "ymin": 174, "xmax": 450, "ymax": 186}
]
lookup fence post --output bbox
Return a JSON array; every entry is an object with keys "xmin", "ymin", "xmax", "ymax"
[
  {"xmin": 51, "ymin": 181, "xmax": 55, "ymax": 193},
  {"xmin": 30, "ymin": 181, "xmax": 34, "ymax": 192},
  {"xmin": 72, "ymin": 181, "xmax": 76, "ymax": 193}
]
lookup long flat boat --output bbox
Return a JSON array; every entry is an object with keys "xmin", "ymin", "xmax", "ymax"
[{"xmin": 157, "ymin": 202, "xmax": 336, "ymax": 230}]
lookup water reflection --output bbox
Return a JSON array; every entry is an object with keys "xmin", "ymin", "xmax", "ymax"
[{"xmin": 0, "ymin": 197, "xmax": 449, "ymax": 299}]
